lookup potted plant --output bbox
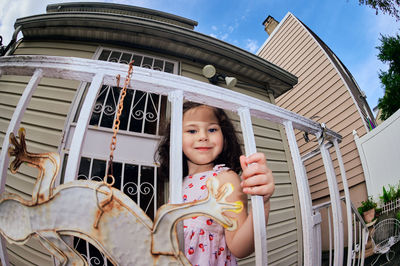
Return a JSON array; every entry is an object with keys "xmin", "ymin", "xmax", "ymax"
[{"xmin": 358, "ymin": 196, "xmax": 377, "ymax": 223}]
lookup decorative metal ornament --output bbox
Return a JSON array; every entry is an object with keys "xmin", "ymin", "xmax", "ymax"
[{"xmin": 0, "ymin": 128, "xmax": 243, "ymax": 265}]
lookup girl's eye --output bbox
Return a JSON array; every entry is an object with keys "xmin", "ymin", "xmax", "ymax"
[
  {"xmin": 208, "ymin": 128, "xmax": 218, "ymax": 133},
  {"xmin": 187, "ymin": 129, "xmax": 197, "ymax": 134}
]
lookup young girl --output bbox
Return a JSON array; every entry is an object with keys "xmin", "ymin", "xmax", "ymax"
[{"xmin": 157, "ymin": 102, "xmax": 274, "ymax": 265}]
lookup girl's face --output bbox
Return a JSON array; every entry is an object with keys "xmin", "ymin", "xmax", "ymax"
[{"xmin": 182, "ymin": 105, "xmax": 224, "ymax": 174}]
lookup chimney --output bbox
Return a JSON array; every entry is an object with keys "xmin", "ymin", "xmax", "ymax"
[{"xmin": 262, "ymin": 15, "xmax": 279, "ymax": 35}]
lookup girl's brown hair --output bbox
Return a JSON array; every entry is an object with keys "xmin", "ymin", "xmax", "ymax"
[{"xmin": 156, "ymin": 102, "xmax": 242, "ymax": 182}]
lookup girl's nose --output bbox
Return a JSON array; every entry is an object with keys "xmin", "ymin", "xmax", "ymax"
[{"xmin": 198, "ymin": 130, "xmax": 208, "ymax": 141}]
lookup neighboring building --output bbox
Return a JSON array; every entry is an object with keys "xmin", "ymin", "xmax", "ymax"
[
  {"xmin": 0, "ymin": 3, "xmax": 303, "ymax": 265},
  {"xmin": 257, "ymin": 13, "xmax": 376, "ymax": 207}
]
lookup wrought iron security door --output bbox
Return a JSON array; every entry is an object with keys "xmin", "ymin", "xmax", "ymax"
[{"xmin": 63, "ymin": 49, "xmax": 176, "ymax": 264}]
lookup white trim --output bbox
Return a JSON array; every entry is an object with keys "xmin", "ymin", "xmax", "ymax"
[
  {"xmin": 333, "ymin": 139, "xmax": 353, "ymax": 266},
  {"xmin": 0, "ymin": 56, "xmax": 342, "ymax": 139},
  {"xmin": 319, "ymin": 139, "xmax": 344, "ymax": 266},
  {"xmin": 284, "ymin": 121, "xmax": 313, "ymax": 266},
  {"xmin": 64, "ymin": 73, "xmax": 105, "ymax": 183},
  {"xmin": 168, "ymin": 90, "xmax": 183, "ymax": 204},
  {"xmin": 256, "ymin": 12, "xmax": 293, "ymax": 55},
  {"xmin": 238, "ymin": 107, "xmax": 267, "ymax": 266}
]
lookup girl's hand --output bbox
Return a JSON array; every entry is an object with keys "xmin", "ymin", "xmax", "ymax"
[{"xmin": 239, "ymin": 153, "xmax": 275, "ymax": 202}]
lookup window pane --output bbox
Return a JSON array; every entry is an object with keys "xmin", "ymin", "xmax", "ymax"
[
  {"xmin": 118, "ymin": 88, "xmax": 133, "ymax": 131},
  {"xmin": 123, "ymin": 164, "xmax": 139, "ymax": 203},
  {"xmin": 78, "ymin": 157, "xmax": 91, "ymax": 180},
  {"xmin": 111, "ymin": 161, "xmax": 122, "ymax": 190},
  {"xmin": 98, "ymin": 50, "xmax": 111, "ymax": 61},
  {"xmin": 164, "ymin": 61, "xmax": 174, "ymax": 73},
  {"xmin": 100, "ymin": 86, "xmax": 120, "ymax": 128},
  {"xmin": 89, "ymin": 85, "xmax": 109, "ymax": 126},
  {"xmin": 153, "ymin": 59, "xmax": 164, "ymax": 71},
  {"xmin": 109, "ymin": 51, "xmax": 121, "ymax": 63},
  {"xmin": 143, "ymin": 93, "xmax": 160, "ymax": 135},
  {"xmin": 129, "ymin": 90, "xmax": 146, "ymax": 133},
  {"xmin": 91, "ymin": 159, "xmax": 106, "ymax": 182},
  {"xmin": 132, "ymin": 55, "xmax": 143, "ymax": 66},
  {"xmin": 120, "ymin": 53, "xmax": 132, "ymax": 65},
  {"xmin": 140, "ymin": 165, "xmax": 155, "ymax": 219},
  {"xmin": 142, "ymin": 57, "xmax": 153, "ymax": 69}
]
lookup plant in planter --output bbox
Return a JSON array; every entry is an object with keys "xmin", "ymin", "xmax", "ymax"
[{"xmin": 358, "ymin": 196, "xmax": 377, "ymax": 223}]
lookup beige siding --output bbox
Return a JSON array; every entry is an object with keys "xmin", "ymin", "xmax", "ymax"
[
  {"xmin": 258, "ymin": 13, "xmax": 367, "ymax": 202},
  {"xmin": 181, "ymin": 61, "xmax": 302, "ymax": 265},
  {"xmin": 1, "ymin": 40, "xmax": 97, "ymax": 266}
]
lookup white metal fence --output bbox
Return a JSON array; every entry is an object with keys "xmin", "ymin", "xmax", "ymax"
[
  {"xmin": 381, "ymin": 198, "xmax": 400, "ymax": 216},
  {"xmin": 0, "ymin": 55, "xmax": 365, "ymax": 265}
]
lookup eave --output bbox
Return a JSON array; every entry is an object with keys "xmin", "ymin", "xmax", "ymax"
[{"xmin": 14, "ymin": 12, "xmax": 297, "ymax": 97}]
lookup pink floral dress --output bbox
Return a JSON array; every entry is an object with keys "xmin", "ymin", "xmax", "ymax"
[{"xmin": 182, "ymin": 165, "xmax": 237, "ymax": 266}]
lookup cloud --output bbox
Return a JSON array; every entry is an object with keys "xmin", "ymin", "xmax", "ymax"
[
  {"xmin": 245, "ymin": 39, "xmax": 259, "ymax": 53},
  {"xmin": 0, "ymin": 0, "xmax": 101, "ymax": 45},
  {"xmin": 221, "ymin": 33, "xmax": 228, "ymax": 41}
]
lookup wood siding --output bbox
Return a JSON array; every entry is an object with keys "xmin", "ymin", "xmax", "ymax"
[
  {"xmin": 258, "ymin": 13, "xmax": 368, "ymax": 202},
  {"xmin": 1, "ymin": 40, "xmax": 301, "ymax": 265}
]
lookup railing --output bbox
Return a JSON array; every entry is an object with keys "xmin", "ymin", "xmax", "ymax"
[
  {"xmin": 312, "ymin": 198, "xmax": 369, "ymax": 266},
  {"xmin": 0, "ymin": 55, "xmax": 354, "ymax": 265}
]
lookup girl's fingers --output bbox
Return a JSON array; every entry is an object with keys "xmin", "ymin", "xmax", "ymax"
[
  {"xmin": 242, "ymin": 185, "xmax": 274, "ymax": 201},
  {"xmin": 241, "ymin": 173, "xmax": 270, "ymax": 187},
  {"xmin": 240, "ymin": 152, "xmax": 275, "ymax": 201},
  {"xmin": 239, "ymin": 155, "xmax": 248, "ymax": 171},
  {"xmin": 244, "ymin": 152, "xmax": 267, "ymax": 167},
  {"xmin": 241, "ymin": 162, "xmax": 269, "ymax": 181}
]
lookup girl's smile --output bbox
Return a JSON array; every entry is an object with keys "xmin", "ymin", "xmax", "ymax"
[{"xmin": 182, "ymin": 105, "xmax": 224, "ymax": 175}]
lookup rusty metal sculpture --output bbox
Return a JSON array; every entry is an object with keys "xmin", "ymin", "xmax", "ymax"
[{"xmin": 0, "ymin": 128, "xmax": 243, "ymax": 265}]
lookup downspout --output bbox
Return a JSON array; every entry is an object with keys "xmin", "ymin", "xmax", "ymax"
[{"xmin": 1, "ymin": 25, "xmax": 22, "ymax": 57}]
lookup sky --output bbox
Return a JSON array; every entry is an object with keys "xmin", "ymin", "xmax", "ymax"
[{"xmin": 0, "ymin": 0, "xmax": 399, "ymax": 111}]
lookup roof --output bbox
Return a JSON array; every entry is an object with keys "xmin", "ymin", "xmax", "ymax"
[{"xmin": 14, "ymin": 2, "xmax": 298, "ymax": 97}]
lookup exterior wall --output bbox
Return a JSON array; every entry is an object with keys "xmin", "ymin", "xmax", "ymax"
[
  {"xmin": 257, "ymin": 13, "xmax": 368, "ymax": 203},
  {"xmin": 1, "ymin": 40, "xmax": 302, "ymax": 265}
]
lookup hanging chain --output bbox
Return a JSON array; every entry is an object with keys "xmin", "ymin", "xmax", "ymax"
[{"xmin": 104, "ymin": 61, "xmax": 134, "ymax": 186}]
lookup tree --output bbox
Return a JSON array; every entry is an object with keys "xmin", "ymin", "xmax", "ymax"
[
  {"xmin": 358, "ymin": 0, "xmax": 400, "ymax": 20},
  {"xmin": 377, "ymin": 33, "xmax": 400, "ymax": 120}
]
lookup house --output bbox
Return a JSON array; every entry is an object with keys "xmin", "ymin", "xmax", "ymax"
[
  {"xmin": 257, "ymin": 12, "xmax": 376, "ymax": 213},
  {"xmin": 0, "ymin": 3, "xmax": 308, "ymax": 265}
]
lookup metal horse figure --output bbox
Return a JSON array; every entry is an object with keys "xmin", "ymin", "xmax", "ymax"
[{"xmin": 0, "ymin": 128, "xmax": 243, "ymax": 265}]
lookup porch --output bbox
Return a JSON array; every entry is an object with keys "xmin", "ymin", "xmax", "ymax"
[{"xmin": 0, "ymin": 55, "xmax": 368, "ymax": 265}]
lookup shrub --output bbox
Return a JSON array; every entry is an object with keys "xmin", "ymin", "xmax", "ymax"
[{"xmin": 380, "ymin": 184, "xmax": 399, "ymax": 204}]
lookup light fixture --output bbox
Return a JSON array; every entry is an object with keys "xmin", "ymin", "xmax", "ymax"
[{"xmin": 202, "ymin": 64, "xmax": 237, "ymax": 89}]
